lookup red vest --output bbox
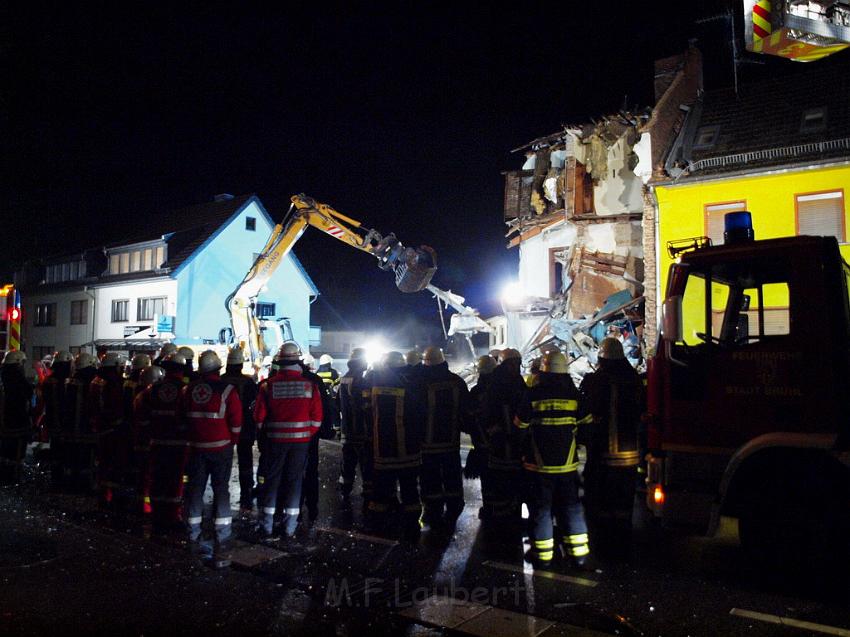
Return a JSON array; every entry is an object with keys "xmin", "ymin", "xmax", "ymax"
[
  {"xmin": 254, "ymin": 367, "xmax": 322, "ymax": 444},
  {"xmin": 135, "ymin": 374, "xmax": 188, "ymax": 448},
  {"xmin": 88, "ymin": 372, "xmax": 124, "ymax": 432},
  {"xmin": 180, "ymin": 374, "xmax": 243, "ymax": 452}
]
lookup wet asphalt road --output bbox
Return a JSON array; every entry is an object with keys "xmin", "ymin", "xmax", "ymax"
[{"xmin": 1, "ymin": 440, "xmax": 849, "ymax": 637}]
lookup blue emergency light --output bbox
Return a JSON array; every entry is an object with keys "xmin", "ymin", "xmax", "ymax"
[{"xmin": 723, "ymin": 211, "xmax": 755, "ymax": 244}]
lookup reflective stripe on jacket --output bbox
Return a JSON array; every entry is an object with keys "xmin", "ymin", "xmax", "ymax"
[
  {"xmin": 181, "ymin": 374, "xmax": 243, "ymax": 452},
  {"xmin": 254, "ymin": 367, "xmax": 322, "ymax": 444}
]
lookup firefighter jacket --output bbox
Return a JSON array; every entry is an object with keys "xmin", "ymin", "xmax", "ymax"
[
  {"xmin": 316, "ymin": 363, "xmax": 340, "ymax": 394},
  {"xmin": 180, "ymin": 373, "xmax": 243, "ymax": 452},
  {"xmin": 62, "ymin": 368, "xmax": 98, "ymax": 437},
  {"xmin": 88, "ymin": 369, "xmax": 125, "ymax": 433},
  {"xmin": 254, "ymin": 365, "xmax": 322, "ymax": 445},
  {"xmin": 367, "ymin": 365, "xmax": 425, "ymax": 470},
  {"xmin": 221, "ymin": 369, "xmax": 258, "ymax": 438},
  {"xmin": 467, "ymin": 373, "xmax": 493, "ymax": 450},
  {"xmin": 514, "ymin": 372, "xmax": 591, "ymax": 474},
  {"xmin": 302, "ymin": 366, "xmax": 336, "ymax": 439},
  {"xmin": 420, "ymin": 361, "xmax": 470, "ymax": 455},
  {"xmin": 0, "ymin": 365, "xmax": 33, "ymax": 436},
  {"xmin": 339, "ymin": 359, "xmax": 369, "ymax": 444},
  {"xmin": 135, "ymin": 372, "xmax": 188, "ymax": 449},
  {"xmin": 40, "ymin": 367, "xmax": 71, "ymax": 433},
  {"xmin": 579, "ymin": 358, "xmax": 645, "ymax": 468},
  {"xmin": 484, "ymin": 361, "xmax": 527, "ymax": 469}
]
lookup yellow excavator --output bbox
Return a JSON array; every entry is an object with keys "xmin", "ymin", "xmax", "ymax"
[{"xmin": 225, "ymin": 194, "xmax": 439, "ymax": 371}]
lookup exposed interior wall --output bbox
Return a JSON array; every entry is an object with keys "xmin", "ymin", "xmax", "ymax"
[
  {"xmin": 591, "ymin": 136, "xmax": 646, "ymax": 215},
  {"xmin": 518, "ymin": 222, "xmax": 576, "ymax": 298}
]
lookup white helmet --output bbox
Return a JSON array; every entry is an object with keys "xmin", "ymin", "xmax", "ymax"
[
  {"xmin": 198, "ymin": 350, "xmax": 222, "ymax": 374},
  {"xmin": 177, "ymin": 346, "xmax": 195, "ymax": 361},
  {"xmin": 274, "ymin": 341, "xmax": 302, "ymax": 362},
  {"xmin": 540, "ymin": 351, "xmax": 569, "ymax": 374},
  {"xmin": 2, "ymin": 350, "xmax": 26, "ymax": 366},
  {"xmin": 52, "ymin": 351, "xmax": 74, "ymax": 364},
  {"xmin": 131, "ymin": 353, "xmax": 152, "ymax": 370},
  {"xmin": 423, "ymin": 346, "xmax": 445, "ymax": 366},
  {"xmin": 100, "ymin": 352, "xmax": 128, "ymax": 368},
  {"xmin": 319, "ymin": 354, "xmax": 333, "ymax": 366},
  {"xmin": 226, "ymin": 347, "xmax": 244, "ymax": 366},
  {"xmin": 75, "ymin": 352, "xmax": 99, "ymax": 370},
  {"xmin": 302, "ymin": 354, "xmax": 315, "ymax": 370},
  {"xmin": 139, "ymin": 365, "xmax": 165, "ymax": 386}
]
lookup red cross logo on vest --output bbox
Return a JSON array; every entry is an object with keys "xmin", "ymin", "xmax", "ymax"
[{"xmin": 191, "ymin": 383, "xmax": 212, "ymax": 404}]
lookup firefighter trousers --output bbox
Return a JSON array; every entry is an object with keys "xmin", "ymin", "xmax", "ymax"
[
  {"xmin": 583, "ymin": 462, "xmax": 636, "ymax": 532},
  {"xmin": 237, "ymin": 421, "xmax": 256, "ymax": 508},
  {"xmin": 481, "ymin": 459, "xmax": 523, "ymax": 519},
  {"xmin": 0, "ymin": 432, "xmax": 29, "ymax": 485},
  {"xmin": 260, "ymin": 442, "xmax": 309, "ymax": 536},
  {"xmin": 527, "ymin": 471, "xmax": 589, "ymax": 563},
  {"xmin": 420, "ymin": 450, "xmax": 464, "ymax": 521},
  {"xmin": 96, "ymin": 428, "xmax": 127, "ymax": 506},
  {"xmin": 149, "ymin": 443, "xmax": 190, "ymax": 533},
  {"xmin": 60, "ymin": 435, "xmax": 97, "ymax": 492},
  {"xmin": 300, "ymin": 433, "xmax": 319, "ymax": 514},
  {"xmin": 369, "ymin": 466, "xmax": 421, "ymax": 525},
  {"xmin": 185, "ymin": 448, "xmax": 233, "ymax": 545},
  {"xmin": 338, "ymin": 440, "xmax": 372, "ymax": 498}
]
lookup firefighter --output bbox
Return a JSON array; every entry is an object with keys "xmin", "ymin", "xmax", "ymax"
[
  {"xmin": 337, "ymin": 347, "xmax": 371, "ymax": 500},
  {"xmin": 90, "ymin": 352, "xmax": 128, "ymax": 508},
  {"xmin": 61, "ymin": 353, "xmax": 99, "ymax": 491},
  {"xmin": 177, "ymin": 346, "xmax": 197, "ymax": 383},
  {"xmin": 296, "ymin": 352, "xmax": 333, "ymax": 521},
  {"xmin": 136, "ymin": 354, "xmax": 190, "ymax": 536},
  {"xmin": 419, "ymin": 345, "xmax": 470, "ymax": 526},
  {"xmin": 514, "ymin": 350, "xmax": 592, "ymax": 568},
  {"xmin": 366, "ymin": 350, "xmax": 424, "ymax": 531},
  {"xmin": 124, "ymin": 353, "xmax": 152, "ymax": 514},
  {"xmin": 153, "ymin": 343, "xmax": 177, "ymax": 367},
  {"xmin": 480, "ymin": 348, "xmax": 526, "ymax": 522},
  {"xmin": 132, "ymin": 365, "xmax": 164, "ymax": 518},
  {"xmin": 316, "ymin": 354, "xmax": 340, "ymax": 394},
  {"xmin": 463, "ymin": 355, "xmax": 497, "ymax": 488},
  {"xmin": 579, "ymin": 337, "xmax": 645, "ymax": 537},
  {"xmin": 181, "ymin": 350, "xmax": 242, "ymax": 558},
  {"xmin": 253, "ymin": 342, "xmax": 322, "ymax": 539},
  {"xmin": 42, "ymin": 351, "xmax": 73, "ymax": 487},
  {"xmin": 221, "ymin": 347, "xmax": 259, "ymax": 513},
  {"xmin": 0, "ymin": 351, "xmax": 33, "ymax": 485}
]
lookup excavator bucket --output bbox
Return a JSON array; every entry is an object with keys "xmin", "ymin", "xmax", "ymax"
[{"xmin": 395, "ymin": 245, "xmax": 437, "ymax": 293}]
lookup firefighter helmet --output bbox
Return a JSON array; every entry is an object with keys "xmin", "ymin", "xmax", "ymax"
[
  {"xmin": 422, "ymin": 346, "xmax": 444, "ymax": 366},
  {"xmin": 2, "ymin": 350, "xmax": 26, "ymax": 366},
  {"xmin": 101, "ymin": 352, "xmax": 128, "ymax": 368},
  {"xmin": 598, "ymin": 337, "xmax": 625, "ymax": 360},
  {"xmin": 302, "ymin": 354, "xmax": 316, "ymax": 370},
  {"xmin": 405, "ymin": 350, "xmax": 422, "ymax": 366},
  {"xmin": 162, "ymin": 352, "xmax": 187, "ymax": 369},
  {"xmin": 52, "ymin": 351, "xmax": 74, "ymax": 364},
  {"xmin": 319, "ymin": 354, "xmax": 333, "ymax": 366},
  {"xmin": 540, "ymin": 351, "xmax": 568, "ymax": 374},
  {"xmin": 275, "ymin": 341, "xmax": 302, "ymax": 362},
  {"xmin": 177, "ymin": 346, "xmax": 195, "ymax": 361},
  {"xmin": 384, "ymin": 351, "xmax": 406, "ymax": 368},
  {"xmin": 74, "ymin": 352, "xmax": 98, "ymax": 370},
  {"xmin": 159, "ymin": 343, "xmax": 178, "ymax": 358},
  {"xmin": 226, "ymin": 347, "xmax": 244, "ymax": 366},
  {"xmin": 476, "ymin": 355, "xmax": 497, "ymax": 376},
  {"xmin": 140, "ymin": 365, "xmax": 165, "ymax": 386},
  {"xmin": 499, "ymin": 348, "xmax": 521, "ymax": 363},
  {"xmin": 131, "ymin": 353, "xmax": 152, "ymax": 370},
  {"xmin": 198, "ymin": 350, "xmax": 222, "ymax": 374},
  {"xmin": 349, "ymin": 347, "xmax": 366, "ymax": 361}
]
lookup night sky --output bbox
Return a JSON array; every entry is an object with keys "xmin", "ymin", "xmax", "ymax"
[{"xmin": 5, "ymin": 2, "xmax": 760, "ymax": 343}]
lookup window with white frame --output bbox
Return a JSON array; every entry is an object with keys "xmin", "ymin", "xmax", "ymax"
[
  {"xmin": 45, "ymin": 260, "xmax": 86, "ymax": 284},
  {"xmin": 137, "ymin": 297, "xmax": 166, "ymax": 321},
  {"xmin": 35, "ymin": 303, "xmax": 57, "ymax": 326},
  {"xmin": 705, "ymin": 201, "xmax": 747, "ymax": 246},
  {"xmin": 109, "ymin": 245, "xmax": 166, "ymax": 274},
  {"xmin": 111, "ymin": 299, "xmax": 129, "ymax": 322},
  {"xmin": 797, "ymin": 191, "xmax": 845, "ymax": 242},
  {"xmin": 70, "ymin": 300, "xmax": 88, "ymax": 325}
]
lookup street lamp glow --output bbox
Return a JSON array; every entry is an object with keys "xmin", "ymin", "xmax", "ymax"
[
  {"xmin": 363, "ymin": 339, "xmax": 386, "ymax": 367},
  {"xmin": 500, "ymin": 281, "xmax": 525, "ymax": 307}
]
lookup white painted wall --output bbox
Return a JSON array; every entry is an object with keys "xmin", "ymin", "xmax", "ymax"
[
  {"xmin": 592, "ymin": 135, "xmax": 645, "ymax": 216},
  {"xmin": 23, "ymin": 289, "xmax": 95, "ymax": 356},
  {"xmin": 93, "ymin": 278, "xmax": 178, "ymax": 341},
  {"xmin": 517, "ymin": 222, "xmax": 577, "ymax": 298}
]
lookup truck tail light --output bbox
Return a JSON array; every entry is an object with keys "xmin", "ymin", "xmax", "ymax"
[{"xmin": 653, "ymin": 485, "xmax": 665, "ymax": 506}]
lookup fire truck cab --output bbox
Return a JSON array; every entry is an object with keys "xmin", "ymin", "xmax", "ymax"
[{"xmin": 646, "ymin": 213, "xmax": 850, "ymax": 563}]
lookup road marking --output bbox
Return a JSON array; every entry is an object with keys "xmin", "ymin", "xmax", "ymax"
[
  {"xmin": 731, "ymin": 608, "xmax": 850, "ymax": 636},
  {"xmin": 482, "ymin": 560, "xmax": 598, "ymax": 587},
  {"xmin": 317, "ymin": 526, "xmax": 399, "ymax": 547}
]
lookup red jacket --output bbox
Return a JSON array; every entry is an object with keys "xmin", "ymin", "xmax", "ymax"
[
  {"xmin": 89, "ymin": 371, "xmax": 125, "ymax": 433},
  {"xmin": 254, "ymin": 367, "xmax": 323, "ymax": 444},
  {"xmin": 180, "ymin": 373, "xmax": 243, "ymax": 452},
  {"xmin": 135, "ymin": 373, "xmax": 188, "ymax": 449}
]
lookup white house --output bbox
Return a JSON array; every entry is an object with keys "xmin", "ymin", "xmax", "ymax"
[{"xmin": 16, "ymin": 194, "xmax": 319, "ymax": 360}]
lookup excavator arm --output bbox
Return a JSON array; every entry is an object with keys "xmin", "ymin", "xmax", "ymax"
[{"xmin": 226, "ymin": 194, "xmax": 437, "ymax": 368}]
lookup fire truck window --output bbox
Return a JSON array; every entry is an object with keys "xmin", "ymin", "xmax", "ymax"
[
  {"xmin": 710, "ymin": 281, "xmax": 730, "ymax": 339},
  {"xmin": 681, "ymin": 275, "xmax": 707, "ymax": 345},
  {"xmin": 741, "ymin": 283, "xmax": 790, "ymax": 338}
]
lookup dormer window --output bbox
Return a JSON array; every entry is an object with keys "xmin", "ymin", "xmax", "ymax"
[
  {"xmin": 693, "ymin": 126, "xmax": 720, "ymax": 150},
  {"xmin": 108, "ymin": 245, "xmax": 166, "ymax": 274},
  {"xmin": 800, "ymin": 107, "xmax": 826, "ymax": 133}
]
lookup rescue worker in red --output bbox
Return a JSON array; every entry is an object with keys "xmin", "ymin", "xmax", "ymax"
[
  {"xmin": 220, "ymin": 347, "xmax": 259, "ymax": 513},
  {"xmin": 61, "ymin": 352, "xmax": 99, "ymax": 491},
  {"xmin": 579, "ymin": 337, "xmax": 645, "ymax": 539},
  {"xmin": 253, "ymin": 342, "xmax": 322, "ymax": 539},
  {"xmin": 0, "ymin": 351, "xmax": 33, "ymax": 485},
  {"xmin": 418, "ymin": 346, "xmax": 470, "ymax": 526},
  {"xmin": 365, "ymin": 351, "xmax": 425, "ymax": 532},
  {"xmin": 481, "ymin": 348, "xmax": 526, "ymax": 523},
  {"xmin": 181, "ymin": 350, "xmax": 242, "ymax": 553},
  {"xmin": 337, "ymin": 347, "xmax": 371, "ymax": 501},
  {"xmin": 177, "ymin": 346, "xmax": 199, "ymax": 384},
  {"xmin": 514, "ymin": 350, "xmax": 592, "ymax": 568},
  {"xmin": 135, "ymin": 353, "xmax": 190, "ymax": 536},
  {"xmin": 89, "ymin": 352, "xmax": 128, "ymax": 508},
  {"xmin": 124, "ymin": 353, "xmax": 152, "ymax": 514},
  {"xmin": 41, "ymin": 350, "xmax": 74, "ymax": 487}
]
